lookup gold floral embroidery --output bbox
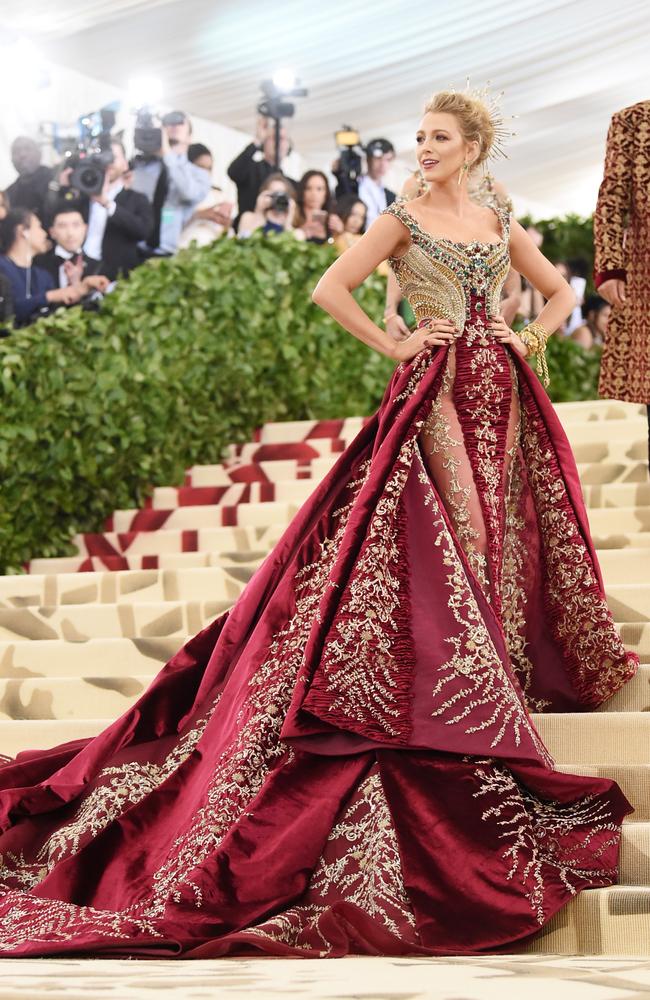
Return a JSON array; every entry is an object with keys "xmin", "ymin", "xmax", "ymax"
[
  {"xmin": 471, "ymin": 757, "xmax": 620, "ymax": 925},
  {"xmin": 243, "ymin": 766, "xmax": 416, "ymax": 952},
  {"xmin": 415, "ymin": 450, "xmax": 551, "ymax": 765}
]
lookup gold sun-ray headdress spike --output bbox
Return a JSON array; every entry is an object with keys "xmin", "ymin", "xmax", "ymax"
[{"xmin": 448, "ymin": 77, "xmax": 518, "ymax": 161}]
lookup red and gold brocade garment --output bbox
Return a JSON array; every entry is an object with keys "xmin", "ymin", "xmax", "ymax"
[{"xmin": 0, "ymin": 199, "xmax": 637, "ymax": 958}]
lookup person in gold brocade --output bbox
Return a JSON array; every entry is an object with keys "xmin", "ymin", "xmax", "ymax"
[
  {"xmin": 594, "ymin": 100, "xmax": 650, "ymax": 461},
  {"xmin": 384, "ymin": 168, "xmax": 521, "ymax": 341}
]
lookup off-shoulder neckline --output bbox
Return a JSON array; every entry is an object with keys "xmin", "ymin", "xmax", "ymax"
[{"xmin": 388, "ymin": 200, "xmax": 507, "ymax": 249}]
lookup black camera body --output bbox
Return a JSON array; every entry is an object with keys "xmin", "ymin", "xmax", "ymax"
[
  {"xmin": 334, "ymin": 125, "xmax": 364, "ymax": 196},
  {"xmin": 69, "ymin": 148, "xmax": 114, "ymax": 196},
  {"xmin": 65, "ymin": 106, "xmax": 116, "ymax": 196},
  {"xmin": 267, "ymin": 190, "xmax": 290, "ymax": 213},
  {"xmin": 134, "ymin": 109, "xmax": 162, "ymax": 158}
]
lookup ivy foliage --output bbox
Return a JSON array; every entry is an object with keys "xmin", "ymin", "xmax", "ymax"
[
  {"xmin": 0, "ymin": 220, "xmax": 602, "ymax": 572},
  {"xmin": 0, "ymin": 233, "xmax": 391, "ymax": 572}
]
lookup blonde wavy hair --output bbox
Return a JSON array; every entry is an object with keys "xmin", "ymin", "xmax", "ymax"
[{"xmin": 423, "ymin": 91, "xmax": 495, "ymax": 169}]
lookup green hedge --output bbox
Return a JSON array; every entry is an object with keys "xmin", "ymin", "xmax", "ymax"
[
  {"xmin": 0, "ymin": 226, "xmax": 601, "ymax": 573},
  {"xmin": 0, "ymin": 234, "xmax": 393, "ymax": 572}
]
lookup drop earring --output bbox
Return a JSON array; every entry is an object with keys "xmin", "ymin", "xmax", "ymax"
[{"xmin": 457, "ymin": 161, "xmax": 469, "ymax": 187}]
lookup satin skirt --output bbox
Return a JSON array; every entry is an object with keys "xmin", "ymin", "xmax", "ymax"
[{"xmin": 0, "ymin": 331, "xmax": 637, "ymax": 957}]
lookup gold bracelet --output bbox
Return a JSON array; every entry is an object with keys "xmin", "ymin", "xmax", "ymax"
[
  {"xmin": 383, "ymin": 311, "xmax": 398, "ymax": 324},
  {"xmin": 518, "ymin": 321, "xmax": 550, "ymax": 387}
]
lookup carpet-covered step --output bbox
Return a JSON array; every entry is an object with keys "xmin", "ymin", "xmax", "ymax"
[
  {"xmin": 592, "ymin": 531, "xmax": 650, "ymax": 550},
  {"xmin": 149, "ymin": 479, "xmax": 318, "ymax": 510},
  {"xmin": 186, "ymin": 456, "xmax": 338, "ymax": 487},
  {"xmin": 0, "ymin": 674, "xmax": 153, "ymax": 722},
  {"xmin": 617, "ymin": 623, "xmax": 650, "ymax": 662},
  {"xmin": 26, "ymin": 550, "xmax": 273, "ymax": 574},
  {"xmin": 571, "ymin": 438, "xmax": 649, "ymax": 466},
  {"xmin": 106, "ymin": 500, "xmax": 299, "ymax": 534},
  {"xmin": 587, "ymin": 509, "xmax": 650, "ymax": 537},
  {"xmin": 521, "ymin": 885, "xmax": 650, "ymax": 956},
  {"xmin": 605, "ymin": 584, "xmax": 650, "ymax": 622},
  {"xmin": 65, "ymin": 524, "xmax": 288, "ymax": 564},
  {"xmin": 554, "ymin": 400, "xmax": 646, "ymax": 421},
  {"xmin": 535, "ymin": 714, "xmax": 650, "ymax": 765},
  {"xmin": 556, "ymin": 764, "xmax": 650, "ymax": 822},
  {"xmin": 581, "ymin": 483, "xmax": 650, "ymax": 509},
  {"xmin": 578, "ymin": 460, "xmax": 650, "ymax": 485},
  {"xmin": 1, "ymin": 667, "xmax": 647, "ymax": 723},
  {"xmin": 598, "ymin": 665, "xmax": 649, "ymax": 710},
  {"xmin": 222, "ymin": 438, "xmax": 361, "ymax": 465},
  {"xmin": 0, "ymin": 637, "xmax": 183, "ymax": 678},
  {"xmin": 0, "ymin": 600, "xmax": 224, "ymax": 642},
  {"xmin": 0, "ymin": 566, "xmax": 259, "ymax": 607},
  {"xmin": 591, "ymin": 550, "xmax": 650, "ymax": 584},
  {"xmin": 143, "ymin": 480, "xmax": 650, "ymax": 512}
]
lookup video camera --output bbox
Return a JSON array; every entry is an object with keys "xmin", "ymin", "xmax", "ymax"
[
  {"xmin": 335, "ymin": 126, "xmax": 364, "ymax": 194},
  {"xmin": 65, "ymin": 106, "xmax": 117, "ymax": 196},
  {"xmin": 133, "ymin": 109, "xmax": 186, "ymax": 159}
]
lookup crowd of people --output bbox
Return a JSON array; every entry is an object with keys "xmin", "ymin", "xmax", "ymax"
[
  {"xmin": 0, "ymin": 109, "xmax": 608, "ymax": 346},
  {"xmin": 0, "ymin": 111, "xmax": 397, "ymax": 329}
]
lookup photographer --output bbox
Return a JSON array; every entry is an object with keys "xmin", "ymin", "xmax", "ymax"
[
  {"xmin": 5, "ymin": 137, "xmax": 54, "ymax": 225},
  {"xmin": 0, "ymin": 209, "xmax": 82, "ymax": 326},
  {"xmin": 237, "ymin": 174, "xmax": 298, "ymax": 237},
  {"xmin": 333, "ymin": 137, "xmax": 396, "ymax": 226},
  {"xmin": 83, "ymin": 139, "xmax": 153, "ymax": 278},
  {"xmin": 227, "ymin": 116, "xmax": 294, "ymax": 232},
  {"xmin": 132, "ymin": 112, "xmax": 211, "ymax": 256}
]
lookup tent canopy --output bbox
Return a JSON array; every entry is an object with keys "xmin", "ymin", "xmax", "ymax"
[{"xmin": 2, "ymin": 0, "xmax": 648, "ymax": 215}]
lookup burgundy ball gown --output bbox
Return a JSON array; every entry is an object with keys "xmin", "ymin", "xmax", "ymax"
[{"xmin": 0, "ymin": 200, "xmax": 637, "ymax": 957}]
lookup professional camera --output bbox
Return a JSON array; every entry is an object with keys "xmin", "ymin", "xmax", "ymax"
[
  {"xmin": 267, "ymin": 190, "xmax": 290, "ymax": 213},
  {"xmin": 66, "ymin": 106, "xmax": 116, "ymax": 196},
  {"xmin": 257, "ymin": 75, "xmax": 308, "ymax": 169},
  {"xmin": 133, "ymin": 109, "xmax": 188, "ymax": 159},
  {"xmin": 335, "ymin": 126, "xmax": 364, "ymax": 193}
]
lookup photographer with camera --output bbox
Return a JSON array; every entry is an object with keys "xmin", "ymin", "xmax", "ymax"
[
  {"xmin": 179, "ymin": 144, "xmax": 234, "ymax": 248},
  {"xmin": 333, "ymin": 135, "xmax": 396, "ymax": 227},
  {"xmin": 237, "ymin": 174, "xmax": 298, "ymax": 238},
  {"xmin": 227, "ymin": 116, "xmax": 295, "ymax": 233},
  {"xmin": 0, "ymin": 208, "xmax": 83, "ymax": 326},
  {"xmin": 5, "ymin": 137, "xmax": 54, "ymax": 225},
  {"xmin": 131, "ymin": 111, "xmax": 211, "ymax": 257}
]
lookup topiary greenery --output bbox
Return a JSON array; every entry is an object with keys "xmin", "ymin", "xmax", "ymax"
[
  {"xmin": 0, "ymin": 221, "xmax": 602, "ymax": 573},
  {"xmin": 0, "ymin": 233, "xmax": 392, "ymax": 573}
]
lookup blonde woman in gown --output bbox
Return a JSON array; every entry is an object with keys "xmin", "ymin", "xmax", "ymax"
[{"xmin": 0, "ymin": 91, "xmax": 636, "ymax": 958}]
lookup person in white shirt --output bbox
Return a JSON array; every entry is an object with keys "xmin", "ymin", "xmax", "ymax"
[{"xmin": 357, "ymin": 138, "xmax": 397, "ymax": 226}]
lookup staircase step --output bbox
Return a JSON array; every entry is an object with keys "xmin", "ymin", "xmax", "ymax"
[
  {"xmin": 557, "ymin": 764, "xmax": 650, "ymax": 821},
  {"xmin": 581, "ymin": 483, "xmax": 650, "ymax": 509},
  {"xmin": 68, "ymin": 524, "xmax": 288, "ymax": 562},
  {"xmin": 0, "ymin": 566, "xmax": 256, "ymax": 607},
  {"xmin": 588, "ymin": 508, "xmax": 650, "ymax": 536},
  {"xmin": 605, "ymin": 584, "xmax": 650, "ymax": 621},
  {"xmin": 553, "ymin": 400, "xmax": 646, "ymax": 421},
  {"xmin": 0, "ymin": 601, "xmax": 223, "ymax": 642},
  {"xmin": 598, "ymin": 664, "xmax": 650, "ymax": 711},
  {"xmin": 0, "ymin": 674, "xmax": 152, "ymax": 722},
  {"xmin": 578, "ymin": 461, "xmax": 649, "ymax": 485},
  {"xmin": 0, "ymin": 637, "xmax": 183, "ymax": 677},
  {"xmin": 594, "ymin": 549, "xmax": 650, "ymax": 584},
  {"xmin": 535, "ymin": 714, "xmax": 650, "ymax": 765},
  {"xmin": 149, "ymin": 479, "xmax": 317, "ymax": 510},
  {"xmin": 108, "ymin": 500, "xmax": 299, "ymax": 533},
  {"xmin": 186, "ymin": 456, "xmax": 338, "ymax": 487},
  {"xmin": 521, "ymin": 885, "xmax": 650, "ymax": 955}
]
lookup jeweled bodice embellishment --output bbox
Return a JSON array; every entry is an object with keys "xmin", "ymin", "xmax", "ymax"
[{"xmin": 383, "ymin": 201, "xmax": 511, "ymax": 334}]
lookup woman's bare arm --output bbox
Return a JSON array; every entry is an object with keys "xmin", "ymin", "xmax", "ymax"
[
  {"xmin": 509, "ymin": 219, "xmax": 576, "ymax": 333},
  {"xmin": 500, "ymin": 267, "xmax": 522, "ymax": 327},
  {"xmin": 312, "ymin": 216, "xmax": 411, "ymax": 358}
]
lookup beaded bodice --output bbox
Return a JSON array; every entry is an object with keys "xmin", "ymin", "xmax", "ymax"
[{"xmin": 383, "ymin": 200, "xmax": 511, "ymax": 336}]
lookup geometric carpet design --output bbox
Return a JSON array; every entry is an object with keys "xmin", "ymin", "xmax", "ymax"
[{"xmin": 0, "ymin": 398, "xmax": 648, "ymax": 956}]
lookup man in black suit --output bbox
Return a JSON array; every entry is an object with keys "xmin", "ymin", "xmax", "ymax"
[
  {"xmin": 5, "ymin": 137, "xmax": 54, "ymax": 224},
  {"xmin": 34, "ymin": 205, "xmax": 109, "ymax": 296},
  {"xmin": 82, "ymin": 139, "xmax": 153, "ymax": 279},
  {"xmin": 227, "ymin": 116, "xmax": 294, "ymax": 232}
]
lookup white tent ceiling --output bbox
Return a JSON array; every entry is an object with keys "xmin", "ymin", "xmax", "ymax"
[{"xmin": 1, "ymin": 0, "xmax": 649, "ymax": 215}]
